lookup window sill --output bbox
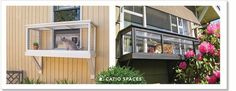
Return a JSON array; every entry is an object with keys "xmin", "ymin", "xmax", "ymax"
[{"xmin": 25, "ymin": 50, "xmax": 95, "ymax": 58}]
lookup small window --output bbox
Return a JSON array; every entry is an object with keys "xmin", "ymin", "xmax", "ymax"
[
  {"xmin": 53, "ymin": 6, "xmax": 81, "ymax": 50},
  {"xmin": 54, "ymin": 6, "xmax": 80, "ymax": 22}
]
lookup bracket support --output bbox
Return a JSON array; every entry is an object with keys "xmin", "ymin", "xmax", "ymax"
[
  {"xmin": 88, "ymin": 57, "xmax": 96, "ymax": 79},
  {"xmin": 32, "ymin": 56, "xmax": 43, "ymax": 74}
]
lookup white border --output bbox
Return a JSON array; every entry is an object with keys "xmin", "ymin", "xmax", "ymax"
[{"xmin": 1, "ymin": 0, "xmax": 227, "ymax": 90}]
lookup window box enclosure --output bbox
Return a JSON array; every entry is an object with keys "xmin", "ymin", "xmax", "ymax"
[
  {"xmin": 25, "ymin": 20, "xmax": 96, "ymax": 58},
  {"xmin": 116, "ymin": 25, "xmax": 199, "ymax": 61}
]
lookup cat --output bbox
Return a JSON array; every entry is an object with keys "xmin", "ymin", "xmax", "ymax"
[
  {"xmin": 61, "ymin": 37, "xmax": 78, "ymax": 50},
  {"xmin": 154, "ymin": 43, "xmax": 173, "ymax": 54}
]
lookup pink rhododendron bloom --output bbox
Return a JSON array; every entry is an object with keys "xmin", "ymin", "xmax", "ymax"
[
  {"xmin": 197, "ymin": 53, "xmax": 203, "ymax": 61},
  {"xmin": 208, "ymin": 43, "xmax": 216, "ymax": 55},
  {"xmin": 184, "ymin": 50, "xmax": 195, "ymax": 59},
  {"xmin": 206, "ymin": 75, "xmax": 217, "ymax": 84},
  {"xmin": 179, "ymin": 62, "xmax": 187, "ymax": 70},
  {"xmin": 213, "ymin": 70, "xmax": 220, "ymax": 79},
  {"xmin": 198, "ymin": 42, "xmax": 209, "ymax": 54},
  {"xmin": 207, "ymin": 24, "xmax": 217, "ymax": 35},
  {"xmin": 198, "ymin": 42, "xmax": 216, "ymax": 55}
]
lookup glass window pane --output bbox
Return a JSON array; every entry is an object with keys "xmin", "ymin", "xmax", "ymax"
[
  {"xmin": 123, "ymin": 31, "xmax": 132, "ymax": 54},
  {"xmin": 133, "ymin": 6, "xmax": 143, "ymax": 14},
  {"xmin": 124, "ymin": 6, "xmax": 133, "ymax": 11},
  {"xmin": 124, "ymin": 6, "xmax": 143, "ymax": 14},
  {"xmin": 124, "ymin": 12, "xmax": 143, "ymax": 25},
  {"xmin": 178, "ymin": 18, "xmax": 183, "ymax": 26},
  {"xmin": 183, "ymin": 20, "xmax": 189, "ymax": 36},
  {"xmin": 54, "ymin": 6, "xmax": 80, "ymax": 22},
  {"xmin": 54, "ymin": 10, "xmax": 78, "ymax": 22},
  {"xmin": 163, "ymin": 36, "xmax": 181, "ymax": 55},
  {"xmin": 179, "ymin": 28, "xmax": 183, "ymax": 35},
  {"xmin": 180, "ymin": 40, "xmax": 193, "ymax": 55},
  {"xmin": 54, "ymin": 29, "xmax": 81, "ymax": 50},
  {"xmin": 135, "ymin": 30, "xmax": 161, "ymax": 54},
  {"xmin": 171, "ymin": 15, "xmax": 177, "ymax": 25},
  {"xmin": 54, "ymin": 6, "xmax": 79, "ymax": 10},
  {"xmin": 172, "ymin": 26, "xmax": 178, "ymax": 33},
  {"xmin": 146, "ymin": 7, "xmax": 171, "ymax": 30}
]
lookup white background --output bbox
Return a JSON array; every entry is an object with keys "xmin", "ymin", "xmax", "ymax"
[{"xmin": 0, "ymin": 0, "xmax": 236, "ymax": 91}]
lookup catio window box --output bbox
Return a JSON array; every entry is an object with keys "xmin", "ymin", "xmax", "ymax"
[
  {"xmin": 25, "ymin": 20, "xmax": 96, "ymax": 58},
  {"xmin": 116, "ymin": 25, "xmax": 199, "ymax": 62},
  {"xmin": 25, "ymin": 20, "xmax": 96, "ymax": 79}
]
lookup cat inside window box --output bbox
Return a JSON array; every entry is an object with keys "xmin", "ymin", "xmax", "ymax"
[{"xmin": 55, "ymin": 37, "xmax": 81, "ymax": 50}]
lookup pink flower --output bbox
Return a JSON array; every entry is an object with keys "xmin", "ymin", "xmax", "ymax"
[
  {"xmin": 208, "ymin": 44, "xmax": 216, "ymax": 55},
  {"xmin": 197, "ymin": 53, "xmax": 203, "ymax": 61},
  {"xmin": 184, "ymin": 50, "xmax": 195, "ymax": 59},
  {"xmin": 198, "ymin": 42, "xmax": 216, "ymax": 55},
  {"xmin": 179, "ymin": 62, "xmax": 187, "ymax": 70},
  {"xmin": 206, "ymin": 75, "xmax": 217, "ymax": 84},
  {"xmin": 213, "ymin": 70, "xmax": 220, "ymax": 79},
  {"xmin": 207, "ymin": 24, "xmax": 217, "ymax": 35},
  {"xmin": 198, "ymin": 42, "xmax": 209, "ymax": 54}
]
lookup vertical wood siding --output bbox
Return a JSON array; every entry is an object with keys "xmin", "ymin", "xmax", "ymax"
[{"xmin": 6, "ymin": 6, "xmax": 109, "ymax": 84}]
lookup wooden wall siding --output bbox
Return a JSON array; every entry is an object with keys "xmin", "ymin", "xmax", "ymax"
[{"xmin": 6, "ymin": 6, "xmax": 109, "ymax": 84}]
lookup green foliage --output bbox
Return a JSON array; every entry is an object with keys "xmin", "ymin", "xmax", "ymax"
[
  {"xmin": 56, "ymin": 79, "xmax": 76, "ymax": 84},
  {"xmin": 21, "ymin": 77, "xmax": 43, "ymax": 84},
  {"xmin": 33, "ymin": 41, "xmax": 39, "ymax": 46},
  {"xmin": 96, "ymin": 66, "xmax": 146, "ymax": 84}
]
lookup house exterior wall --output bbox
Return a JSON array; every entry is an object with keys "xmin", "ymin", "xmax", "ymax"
[{"xmin": 6, "ymin": 6, "xmax": 109, "ymax": 84}]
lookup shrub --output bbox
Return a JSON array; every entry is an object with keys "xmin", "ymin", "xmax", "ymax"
[
  {"xmin": 56, "ymin": 79, "xmax": 76, "ymax": 84},
  {"xmin": 21, "ymin": 77, "xmax": 43, "ymax": 84},
  {"xmin": 175, "ymin": 22, "xmax": 220, "ymax": 84},
  {"xmin": 96, "ymin": 66, "xmax": 146, "ymax": 84}
]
